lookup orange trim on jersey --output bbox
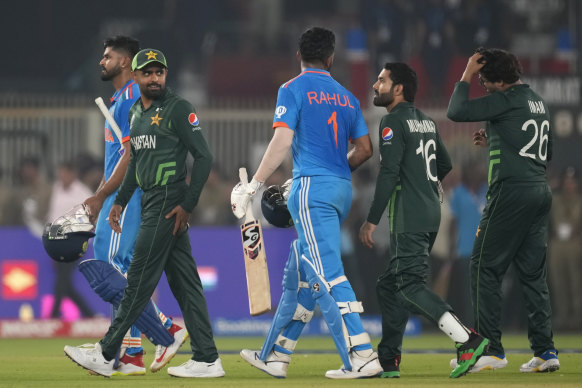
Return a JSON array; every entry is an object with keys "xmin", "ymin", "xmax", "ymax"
[
  {"xmin": 112, "ymin": 81, "xmax": 137, "ymax": 104},
  {"xmin": 283, "ymin": 70, "xmax": 331, "ymax": 88},
  {"xmin": 122, "ymin": 136, "xmax": 131, "ymax": 143},
  {"xmin": 273, "ymin": 121, "xmax": 290, "ymax": 129}
]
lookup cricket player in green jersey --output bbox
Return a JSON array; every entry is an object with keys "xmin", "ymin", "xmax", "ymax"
[
  {"xmin": 447, "ymin": 47, "xmax": 559, "ymax": 374},
  {"xmin": 360, "ymin": 63, "xmax": 488, "ymax": 379},
  {"xmin": 64, "ymin": 49, "xmax": 224, "ymax": 378}
]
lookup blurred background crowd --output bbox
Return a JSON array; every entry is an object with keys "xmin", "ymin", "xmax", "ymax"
[{"xmin": 1, "ymin": 0, "xmax": 581, "ymax": 332}]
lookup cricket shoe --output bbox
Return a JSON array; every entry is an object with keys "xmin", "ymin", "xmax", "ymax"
[
  {"xmin": 450, "ymin": 330, "xmax": 489, "ymax": 378},
  {"xmin": 167, "ymin": 358, "xmax": 225, "ymax": 378},
  {"xmin": 520, "ymin": 350, "xmax": 560, "ymax": 373},
  {"xmin": 240, "ymin": 349, "xmax": 290, "ymax": 378},
  {"xmin": 450, "ymin": 354, "xmax": 507, "ymax": 372},
  {"xmin": 150, "ymin": 323, "xmax": 189, "ymax": 372},
  {"xmin": 64, "ymin": 342, "xmax": 114, "ymax": 377},
  {"xmin": 113, "ymin": 351, "xmax": 146, "ymax": 376},
  {"xmin": 380, "ymin": 355, "xmax": 401, "ymax": 378},
  {"xmin": 325, "ymin": 349, "xmax": 383, "ymax": 379}
]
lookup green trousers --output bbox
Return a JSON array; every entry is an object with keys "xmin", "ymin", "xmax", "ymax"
[
  {"xmin": 100, "ymin": 185, "xmax": 218, "ymax": 362},
  {"xmin": 376, "ymin": 231, "xmax": 451, "ymax": 366},
  {"xmin": 472, "ymin": 181, "xmax": 555, "ymax": 356}
]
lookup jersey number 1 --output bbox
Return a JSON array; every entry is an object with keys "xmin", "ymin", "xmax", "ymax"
[{"xmin": 328, "ymin": 111, "xmax": 338, "ymax": 148}]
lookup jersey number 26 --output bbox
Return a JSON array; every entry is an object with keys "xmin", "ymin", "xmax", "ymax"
[{"xmin": 519, "ymin": 119, "xmax": 549, "ymax": 161}]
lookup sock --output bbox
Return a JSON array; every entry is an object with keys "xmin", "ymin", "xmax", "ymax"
[{"xmin": 438, "ymin": 311, "xmax": 470, "ymax": 343}]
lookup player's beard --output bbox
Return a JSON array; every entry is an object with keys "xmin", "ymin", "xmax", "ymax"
[
  {"xmin": 100, "ymin": 64, "xmax": 122, "ymax": 81},
  {"xmin": 142, "ymin": 83, "xmax": 165, "ymax": 100},
  {"xmin": 373, "ymin": 88, "xmax": 394, "ymax": 107}
]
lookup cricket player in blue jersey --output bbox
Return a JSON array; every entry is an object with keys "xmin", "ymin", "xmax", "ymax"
[
  {"xmin": 80, "ymin": 36, "xmax": 187, "ymax": 375},
  {"xmin": 232, "ymin": 27, "xmax": 382, "ymax": 379}
]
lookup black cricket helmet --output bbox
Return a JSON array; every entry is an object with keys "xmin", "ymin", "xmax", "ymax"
[
  {"xmin": 261, "ymin": 185, "xmax": 293, "ymax": 228},
  {"xmin": 42, "ymin": 204, "xmax": 95, "ymax": 263}
]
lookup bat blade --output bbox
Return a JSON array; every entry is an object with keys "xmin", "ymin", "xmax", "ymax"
[{"xmin": 240, "ymin": 218, "xmax": 271, "ymax": 316}]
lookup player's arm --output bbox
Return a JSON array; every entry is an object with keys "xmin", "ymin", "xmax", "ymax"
[
  {"xmin": 254, "ymin": 126, "xmax": 294, "ymax": 182},
  {"xmin": 447, "ymin": 53, "xmax": 511, "ymax": 122},
  {"xmin": 110, "ymin": 147, "xmax": 138, "ymax": 233},
  {"xmin": 254, "ymin": 85, "xmax": 296, "ymax": 183},
  {"xmin": 348, "ymin": 134, "xmax": 372, "ymax": 171},
  {"xmin": 85, "ymin": 141, "xmax": 131, "ymax": 222},
  {"xmin": 360, "ymin": 117, "xmax": 404, "ymax": 248},
  {"xmin": 173, "ymin": 101, "xmax": 213, "ymax": 217},
  {"xmin": 348, "ymin": 99, "xmax": 373, "ymax": 171},
  {"xmin": 447, "ymin": 82, "xmax": 513, "ymax": 122},
  {"xmin": 85, "ymin": 100, "xmax": 134, "ymax": 222}
]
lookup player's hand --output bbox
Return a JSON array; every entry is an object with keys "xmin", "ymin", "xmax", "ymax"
[
  {"xmin": 231, "ymin": 178, "xmax": 263, "ymax": 219},
  {"xmin": 473, "ymin": 129, "xmax": 487, "ymax": 147},
  {"xmin": 359, "ymin": 221, "xmax": 377, "ymax": 249},
  {"xmin": 461, "ymin": 53, "xmax": 485, "ymax": 82},
  {"xmin": 165, "ymin": 205, "xmax": 190, "ymax": 236},
  {"xmin": 108, "ymin": 205, "xmax": 123, "ymax": 234},
  {"xmin": 84, "ymin": 193, "xmax": 105, "ymax": 224}
]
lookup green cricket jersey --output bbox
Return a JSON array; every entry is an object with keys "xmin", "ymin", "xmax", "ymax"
[
  {"xmin": 367, "ymin": 102, "xmax": 452, "ymax": 233},
  {"xmin": 115, "ymin": 88, "xmax": 213, "ymax": 213},
  {"xmin": 447, "ymin": 82, "xmax": 552, "ymax": 186}
]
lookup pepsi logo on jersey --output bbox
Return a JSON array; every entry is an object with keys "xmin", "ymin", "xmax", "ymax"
[
  {"xmin": 188, "ymin": 113, "xmax": 199, "ymax": 126},
  {"xmin": 382, "ymin": 127, "xmax": 394, "ymax": 141}
]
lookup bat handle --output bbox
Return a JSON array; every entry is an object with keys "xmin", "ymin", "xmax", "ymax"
[
  {"xmin": 239, "ymin": 167, "xmax": 248, "ymax": 185},
  {"xmin": 238, "ymin": 167, "xmax": 255, "ymax": 221}
]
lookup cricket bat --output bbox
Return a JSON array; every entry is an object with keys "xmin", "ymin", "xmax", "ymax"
[
  {"xmin": 95, "ymin": 97, "xmax": 124, "ymax": 151},
  {"xmin": 239, "ymin": 167, "xmax": 271, "ymax": 316}
]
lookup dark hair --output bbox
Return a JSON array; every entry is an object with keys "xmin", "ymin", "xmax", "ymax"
[
  {"xmin": 383, "ymin": 63, "xmax": 418, "ymax": 103},
  {"xmin": 475, "ymin": 47, "xmax": 522, "ymax": 84},
  {"xmin": 299, "ymin": 27, "xmax": 335, "ymax": 65},
  {"xmin": 104, "ymin": 36, "xmax": 140, "ymax": 59}
]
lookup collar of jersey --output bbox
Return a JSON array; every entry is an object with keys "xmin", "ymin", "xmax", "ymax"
[
  {"xmin": 111, "ymin": 79, "xmax": 136, "ymax": 105},
  {"xmin": 302, "ymin": 68, "xmax": 331, "ymax": 76},
  {"xmin": 391, "ymin": 101, "xmax": 413, "ymax": 112}
]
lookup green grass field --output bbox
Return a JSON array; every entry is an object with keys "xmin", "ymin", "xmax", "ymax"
[{"xmin": 1, "ymin": 334, "xmax": 581, "ymax": 387}]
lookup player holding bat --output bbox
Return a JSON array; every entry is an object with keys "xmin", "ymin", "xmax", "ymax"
[{"xmin": 231, "ymin": 27, "xmax": 381, "ymax": 379}]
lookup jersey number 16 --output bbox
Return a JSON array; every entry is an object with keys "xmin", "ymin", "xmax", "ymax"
[{"xmin": 416, "ymin": 139, "xmax": 438, "ymax": 182}]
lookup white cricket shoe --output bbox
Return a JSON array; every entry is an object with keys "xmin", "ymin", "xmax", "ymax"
[
  {"xmin": 240, "ymin": 349, "xmax": 290, "ymax": 378},
  {"xmin": 520, "ymin": 350, "xmax": 560, "ymax": 373},
  {"xmin": 167, "ymin": 358, "xmax": 225, "ymax": 378},
  {"xmin": 450, "ymin": 354, "xmax": 508, "ymax": 372},
  {"xmin": 64, "ymin": 342, "xmax": 114, "ymax": 377},
  {"xmin": 325, "ymin": 349, "xmax": 383, "ymax": 379},
  {"xmin": 150, "ymin": 323, "xmax": 189, "ymax": 372}
]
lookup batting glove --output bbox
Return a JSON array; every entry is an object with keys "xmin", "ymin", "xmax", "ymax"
[
  {"xmin": 231, "ymin": 178, "xmax": 263, "ymax": 219},
  {"xmin": 281, "ymin": 178, "xmax": 293, "ymax": 200}
]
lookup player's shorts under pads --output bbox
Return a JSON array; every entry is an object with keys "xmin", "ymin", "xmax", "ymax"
[{"xmin": 93, "ymin": 190, "xmax": 142, "ymax": 273}]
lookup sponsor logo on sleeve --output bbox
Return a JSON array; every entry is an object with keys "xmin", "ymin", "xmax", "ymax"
[
  {"xmin": 275, "ymin": 106, "xmax": 287, "ymax": 119},
  {"xmin": 188, "ymin": 112, "xmax": 200, "ymax": 126},
  {"xmin": 382, "ymin": 127, "xmax": 394, "ymax": 142}
]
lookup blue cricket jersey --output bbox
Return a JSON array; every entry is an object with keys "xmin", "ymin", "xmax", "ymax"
[
  {"xmin": 104, "ymin": 80, "xmax": 140, "ymax": 180},
  {"xmin": 273, "ymin": 68, "xmax": 369, "ymax": 180}
]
